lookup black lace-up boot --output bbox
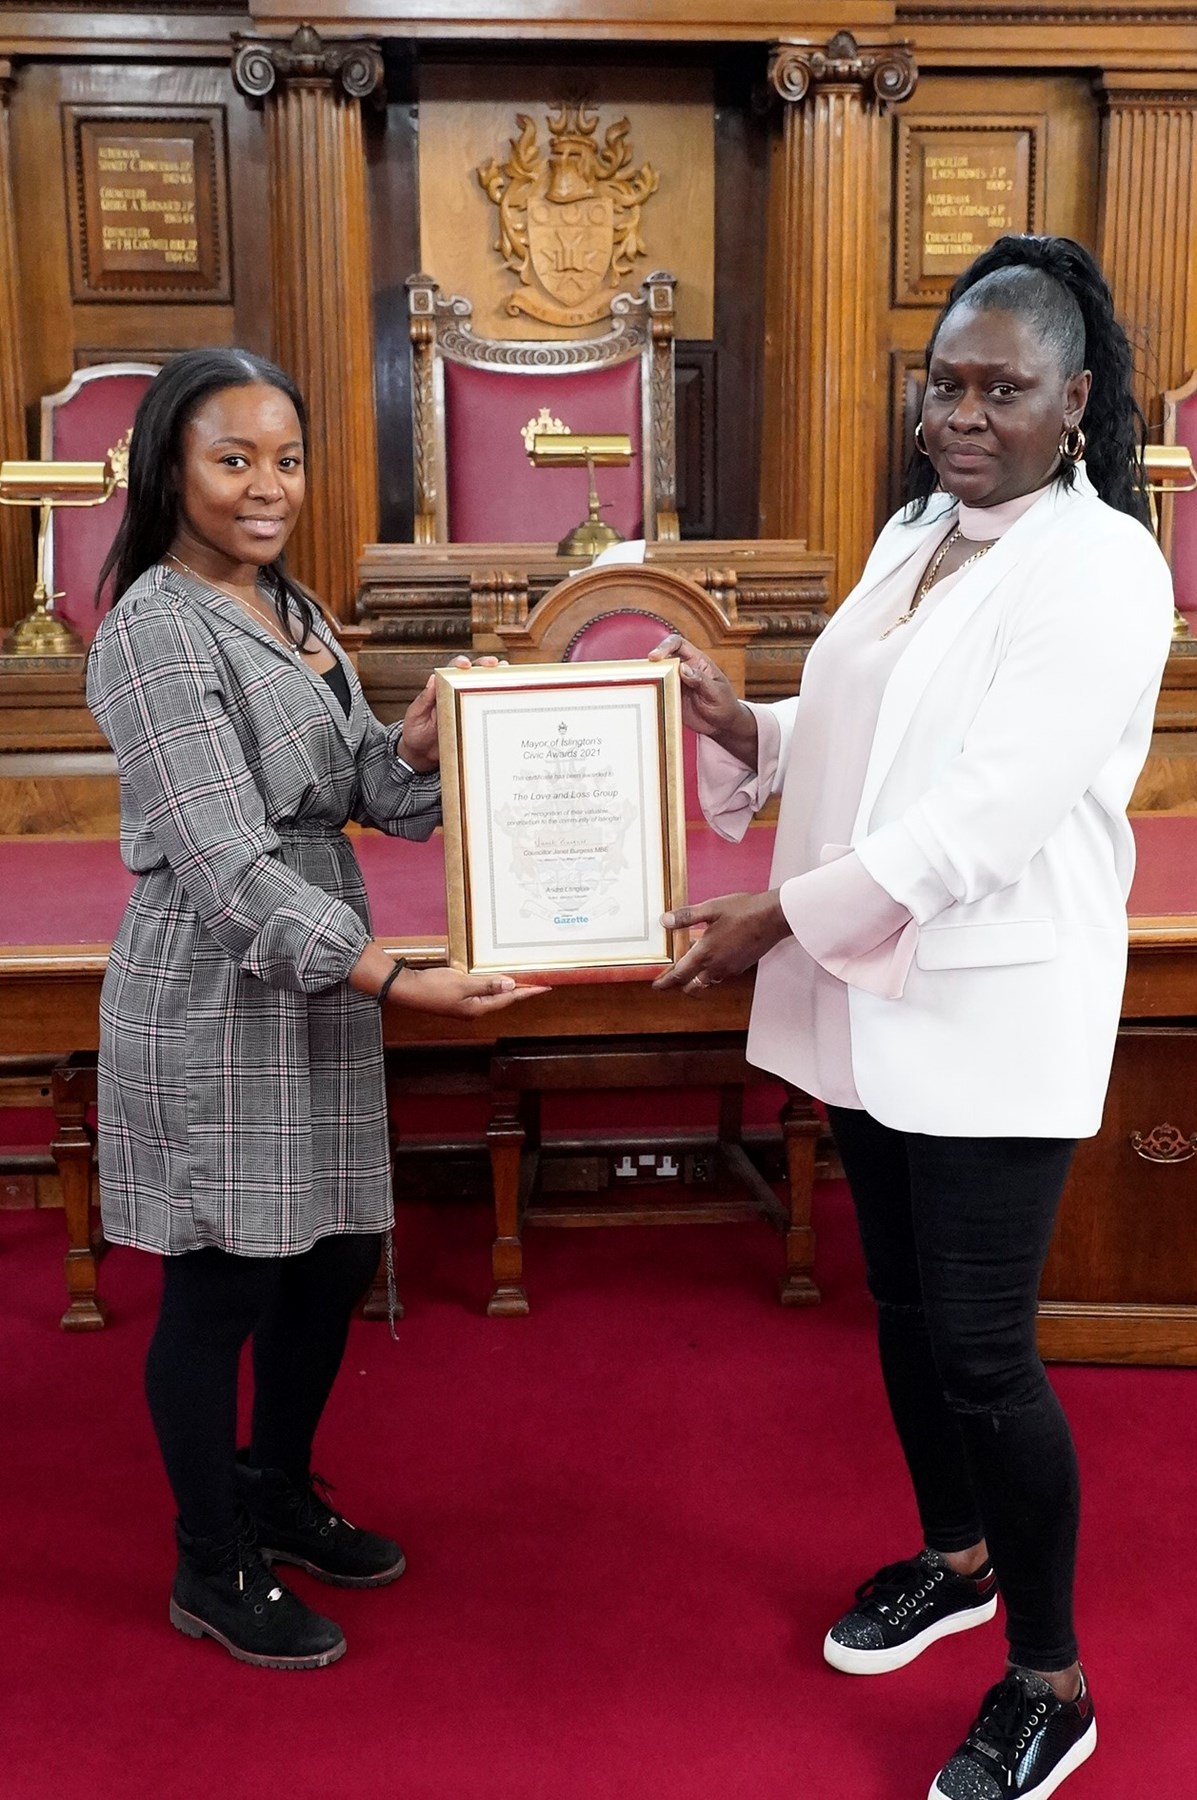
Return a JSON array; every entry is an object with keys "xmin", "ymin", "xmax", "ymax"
[
  {"xmin": 170, "ymin": 1515, "xmax": 346, "ymax": 1669},
  {"xmin": 235, "ymin": 1454, "xmax": 406, "ymax": 1588},
  {"xmin": 823, "ymin": 1547, "xmax": 998, "ymax": 1674},
  {"xmin": 929, "ymin": 1667, "xmax": 1096, "ymax": 1800}
]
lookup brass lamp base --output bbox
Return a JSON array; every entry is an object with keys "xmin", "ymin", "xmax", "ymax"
[
  {"xmin": 4, "ymin": 600, "xmax": 83, "ymax": 656},
  {"xmin": 557, "ymin": 516, "xmax": 624, "ymax": 559},
  {"xmin": 1174, "ymin": 607, "xmax": 1190, "ymax": 639}
]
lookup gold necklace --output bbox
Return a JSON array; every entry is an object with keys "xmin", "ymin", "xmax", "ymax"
[
  {"xmin": 166, "ymin": 551, "xmax": 303, "ymax": 656},
  {"xmin": 880, "ymin": 526, "xmax": 996, "ymax": 640}
]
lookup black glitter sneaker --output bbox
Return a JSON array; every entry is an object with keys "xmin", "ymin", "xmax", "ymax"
[
  {"xmin": 170, "ymin": 1515, "xmax": 346, "ymax": 1670},
  {"xmin": 235, "ymin": 1455, "xmax": 407, "ymax": 1588},
  {"xmin": 823, "ymin": 1548, "xmax": 998, "ymax": 1674},
  {"xmin": 929, "ymin": 1667, "xmax": 1096, "ymax": 1800}
]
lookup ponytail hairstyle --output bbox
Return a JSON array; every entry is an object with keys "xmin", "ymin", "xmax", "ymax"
[
  {"xmin": 905, "ymin": 234, "xmax": 1149, "ymax": 525},
  {"xmin": 97, "ymin": 346, "xmax": 318, "ymax": 643}
]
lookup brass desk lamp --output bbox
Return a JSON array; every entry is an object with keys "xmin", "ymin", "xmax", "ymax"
[
  {"xmin": 0, "ymin": 458, "xmax": 119, "ymax": 655},
  {"xmin": 1142, "ymin": 444, "xmax": 1197, "ymax": 639},
  {"xmin": 530, "ymin": 432, "xmax": 633, "ymax": 559}
]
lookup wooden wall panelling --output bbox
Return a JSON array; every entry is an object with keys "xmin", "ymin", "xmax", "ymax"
[
  {"xmin": 881, "ymin": 73, "xmax": 1100, "ymax": 525},
  {"xmin": 233, "ymin": 28, "xmax": 384, "ymax": 622},
  {"xmin": 711, "ymin": 48, "xmax": 770, "ymax": 540},
  {"xmin": 0, "ymin": 63, "xmax": 34, "ymax": 632},
  {"xmin": 250, "ymin": 2, "xmax": 899, "ymax": 42},
  {"xmin": 416, "ymin": 60, "xmax": 715, "ymax": 343},
  {"xmin": 0, "ymin": 12, "xmax": 249, "ymax": 59},
  {"xmin": 9, "ymin": 61, "xmax": 250, "ymax": 418},
  {"xmin": 896, "ymin": 4, "xmax": 1197, "ymax": 67},
  {"xmin": 760, "ymin": 33, "xmax": 918, "ymax": 602},
  {"xmin": 1098, "ymin": 74, "xmax": 1197, "ymax": 426},
  {"xmin": 225, "ymin": 67, "xmax": 273, "ymax": 356},
  {"xmin": 369, "ymin": 48, "xmax": 420, "ymax": 546},
  {"xmin": 674, "ymin": 345, "xmax": 716, "ymax": 538},
  {"xmin": 888, "ymin": 346, "xmax": 925, "ymax": 517}
]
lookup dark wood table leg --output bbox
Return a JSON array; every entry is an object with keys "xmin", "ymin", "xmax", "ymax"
[
  {"xmin": 51, "ymin": 1056, "xmax": 106, "ymax": 1332},
  {"xmin": 778, "ymin": 1086, "xmax": 820, "ymax": 1306},
  {"xmin": 486, "ymin": 1085, "xmax": 530, "ymax": 1317}
]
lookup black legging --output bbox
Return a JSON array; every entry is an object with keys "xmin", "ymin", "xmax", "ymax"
[
  {"xmin": 827, "ymin": 1106, "xmax": 1079, "ymax": 1673},
  {"xmin": 144, "ymin": 1232, "xmax": 383, "ymax": 1540}
]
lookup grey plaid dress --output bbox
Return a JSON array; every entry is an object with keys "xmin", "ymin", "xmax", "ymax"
[{"xmin": 86, "ymin": 562, "xmax": 441, "ymax": 1257}]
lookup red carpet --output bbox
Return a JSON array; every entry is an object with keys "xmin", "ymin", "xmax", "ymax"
[{"xmin": 3, "ymin": 1187, "xmax": 1193, "ymax": 1800}]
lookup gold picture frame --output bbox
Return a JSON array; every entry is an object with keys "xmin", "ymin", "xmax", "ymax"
[{"xmin": 435, "ymin": 659, "xmax": 689, "ymax": 981}]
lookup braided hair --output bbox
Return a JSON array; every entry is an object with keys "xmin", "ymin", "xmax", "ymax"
[
  {"xmin": 98, "ymin": 347, "xmax": 319, "ymax": 645},
  {"xmin": 905, "ymin": 235, "xmax": 1149, "ymax": 525}
]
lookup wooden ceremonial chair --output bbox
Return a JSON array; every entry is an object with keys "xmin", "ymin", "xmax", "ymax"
[
  {"xmin": 473, "ymin": 563, "xmax": 821, "ymax": 1317},
  {"xmin": 41, "ymin": 362, "xmax": 159, "ymax": 648},
  {"xmin": 405, "ymin": 272, "xmax": 678, "ymax": 545},
  {"xmin": 1162, "ymin": 370, "xmax": 1197, "ymax": 631}
]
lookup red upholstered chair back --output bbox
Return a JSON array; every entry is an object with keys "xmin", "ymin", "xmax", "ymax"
[
  {"xmin": 407, "ymin": 272, "xmax": 678, "ymax": 546},
  {"xmin": 42, "ymin": 363, "xmax": 158, "ymax": 645},
  {"xmin": 564, "ymin": 604, "xmax": 700, "ymax": 816},
  {"xmin": 444, "ymin": 359, "xmax": 644, "ymax": 543},
  {"xmin": 495, "ymin": 566, "xmax": 761, "ymax": 826},
  {"xmin": 1163, "ymin": 371, "xmax": 1197, "ymax": 627}
]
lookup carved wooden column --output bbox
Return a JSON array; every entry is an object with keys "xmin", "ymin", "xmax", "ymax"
[
  {"xmin": 0, "ymin": 62, "xmax": 34, "ymax": 631},
  {"xmin": 761, "ymin": 32, "xmax": 916, "ymax": 604},
  {"xmin": 1098, "ymin": 75, "xmax": 1197, "ymax": 424},
  {"xmin": 233, "ymin": 28, "xmax": 383, "ymax": 620}
]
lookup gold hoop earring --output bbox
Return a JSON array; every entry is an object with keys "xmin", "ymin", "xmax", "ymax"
[
  {"xmin": 1059, "ymin": 424, "xmax": 1086, "ymax": 463},
  {"xmin": 913, "ymin": 420, "xmax": 930, "ymax": 457}
]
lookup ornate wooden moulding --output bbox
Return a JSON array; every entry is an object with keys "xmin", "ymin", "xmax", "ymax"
[
  {"xmin": 355, "ymin": 537, "xmax": 834, "ymax": 714},
  {"xmin": 246, "ymin": 4, "xmax": 899, "ymax": 39}
]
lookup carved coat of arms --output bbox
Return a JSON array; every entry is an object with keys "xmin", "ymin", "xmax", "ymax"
[{"xmin": 477, "ymin": 103, "xmax": 659, "ymax": 327}]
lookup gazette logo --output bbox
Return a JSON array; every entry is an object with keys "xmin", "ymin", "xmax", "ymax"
[{"xmin": 476, "ymin": 103, "xmax": 659, "ymax": 328}]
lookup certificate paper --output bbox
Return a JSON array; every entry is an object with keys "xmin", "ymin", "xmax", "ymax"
[{"xmin": 436, "ymin": 660, "xmax": 688, "ymax": 979}]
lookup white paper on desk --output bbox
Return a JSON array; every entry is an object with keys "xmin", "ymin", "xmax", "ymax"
[{"xmin": 589, "ymin": 538, "xmax": 647, "ymax": 568}]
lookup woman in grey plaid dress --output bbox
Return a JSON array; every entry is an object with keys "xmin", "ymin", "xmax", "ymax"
[{"xmin": 88, "ymin": 348, "xmax": 544, "ymax": 1671}]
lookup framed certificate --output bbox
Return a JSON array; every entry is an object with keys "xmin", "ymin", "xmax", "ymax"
[{"xmin": 435, "ymin": 659, "xmax": 689, "ymax": 980}]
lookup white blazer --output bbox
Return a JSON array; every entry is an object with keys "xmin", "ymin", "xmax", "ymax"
[{"xmin": 759, "ymin": 470, "xmax": 1174, "ymax": 1138}]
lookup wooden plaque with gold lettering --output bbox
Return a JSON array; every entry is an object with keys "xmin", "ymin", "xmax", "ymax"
[
  {"xmin": 895, "ymin": 118, "xmax": 1041, "ymax": 307},
  {"xmin": 64, "ymin": 106, "xmax": 230, "ymax": 302}
]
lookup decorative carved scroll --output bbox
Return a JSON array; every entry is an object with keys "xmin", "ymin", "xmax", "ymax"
[
  {"xmin": 768, "ymin": 32, "xmax": 917, "ymax": 109},
  {"xmin": 231, "ymin": 26, "xmax": 384, "ymax": 106}
]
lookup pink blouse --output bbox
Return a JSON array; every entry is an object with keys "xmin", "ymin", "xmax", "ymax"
[{"xmin": 698, "ymin": 486, "xmax": 1049, "ymax": 1109}]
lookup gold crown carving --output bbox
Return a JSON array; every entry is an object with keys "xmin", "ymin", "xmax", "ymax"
[
  {"xmin": 106, "ymin": 426, "xmax": 133, "ymax": 489},
  {"xmin": 520, "ymin": 407, "xmax": 570, "ymax": 455},
  {"xmin": 477, "ymin": 102, "xmax": 659, "ymax": 328}
]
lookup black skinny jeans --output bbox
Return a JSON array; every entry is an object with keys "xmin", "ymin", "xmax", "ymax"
[
  {"xmin": 144, "ymin": 1231, "xmax": 383, "ymax": 1541},
  {"xmin": 827, "ymin": 1106, "xmax": 1080, "ymax": 1673}
]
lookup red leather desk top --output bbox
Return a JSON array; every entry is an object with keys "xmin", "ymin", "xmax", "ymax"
[{"xmin": 0, "ymin": 815, "xmax": 1193, "ymax": 952}]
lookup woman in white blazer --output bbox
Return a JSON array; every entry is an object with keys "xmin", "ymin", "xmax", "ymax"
[{"xmin": 654, "ymin": 237, "xmax": 1173, "ymax": 1800}]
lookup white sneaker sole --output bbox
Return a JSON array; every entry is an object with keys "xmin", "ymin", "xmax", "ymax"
[
  {"xmin": 823, "ymin": 1594, "xmax": 998, "ymax": 1675},
  {"xmin": 929, "ymin": 1713, "xmax": 1096, "ymax": 1800}
]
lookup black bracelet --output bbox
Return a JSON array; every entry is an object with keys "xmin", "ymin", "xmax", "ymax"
[{"xmin": 377, "ymin": 958, "xmax": 407, "ymax": 1006}]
